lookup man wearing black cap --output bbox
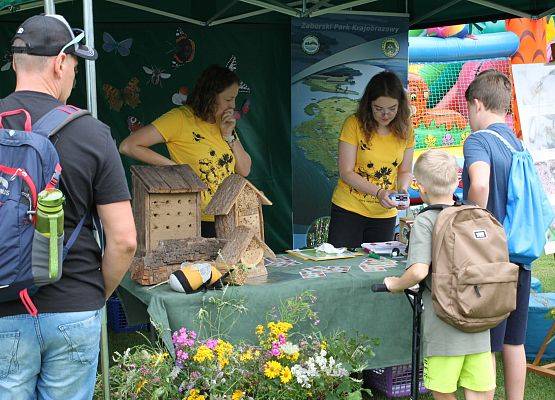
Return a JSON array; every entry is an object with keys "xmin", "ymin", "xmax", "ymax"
[{"xmin": 0, "ymin": 14, "xmax": 136, "ymax": 399}]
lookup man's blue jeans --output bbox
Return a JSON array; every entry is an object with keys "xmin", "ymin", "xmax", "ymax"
[{"xmin": 0, "ymin": 310, "xmax": 101, "ymax": 400}]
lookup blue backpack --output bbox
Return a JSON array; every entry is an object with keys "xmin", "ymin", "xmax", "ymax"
[
  {"xmin": 485, "ymin": 129, "xmax": 555, "ymax": 265},
  {"xmin": 0, "ymin": 105, "xmax": 90, "ymax": 315}
]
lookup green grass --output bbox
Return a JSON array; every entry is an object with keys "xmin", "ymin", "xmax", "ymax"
[{"xmin": 101, "ymin": 256, "xmax": 555, "ymax": 398}]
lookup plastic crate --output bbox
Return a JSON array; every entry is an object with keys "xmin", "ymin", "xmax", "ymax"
[
  {"xmin": 107, "ymin": 296, "xmax": 150, "ymax": 333},
  {"xmin": 365, "ymin": 364, "xmax": 428, "ymax": 398}
]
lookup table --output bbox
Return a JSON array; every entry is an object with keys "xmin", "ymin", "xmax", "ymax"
[{"xmin": 118, "ymin": 255, "xmax": 414, "ymax": 369}]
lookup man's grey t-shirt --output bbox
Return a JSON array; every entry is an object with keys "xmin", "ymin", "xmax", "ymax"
[{"xmin": 406, "ymin": 209, "xmax": 491, "ymax": 357}]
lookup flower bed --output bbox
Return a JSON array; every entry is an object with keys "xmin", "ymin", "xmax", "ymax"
[{"xmin": 96, "ymin": 291, "xmax": 377, "ymax": 399}]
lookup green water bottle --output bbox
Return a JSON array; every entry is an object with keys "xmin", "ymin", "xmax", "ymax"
[{"xmin": 35, "ymin": 189, "xmax": 65, "ymax": 280}]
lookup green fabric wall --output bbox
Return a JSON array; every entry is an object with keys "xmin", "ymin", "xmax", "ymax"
[{"xmin": 0, "ymin": 17, "xmax": 292, "ymax": 251}]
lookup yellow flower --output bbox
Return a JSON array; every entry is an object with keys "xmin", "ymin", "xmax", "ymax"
[
  {"xmin": 280, "ymin": 366, "xmax": 292, "ymax": 384},
  {"xmin": 232, "ymin": 390, "xmax": 245, "ymax": 400},
  {"xmin": 186, "ymin": 389, "xmax": 205, "ymax": 400},
  {"xmin": 320, "ymin": 341, "xmax": 327, "ymax": 350},
  {"xmin": 135, "ymin": 378, "xmax": 147, "ymax": 394},
  {"xmin": 288, "ymin": 351, "xmax": 300, "ymax": 362},
  {"xmin": 239, "ymin": 349, "xmax": 254, "ymax": 362},
  {"xmin": 264, "ymin": 360, "xmax": 282, "ymax": 379},
  {"xmin": 215, "ymin": 340, "xmax": 233, "ymax": 368},
  {"xmin": 193, "ymin": 345, "xmax": 214, "ymax": 363},
  {"xmin": 255, "ymin": 324, "xmax": 265, "ymax": 335},
  {"xmin": 267, "ymin": 321, "xmax": 293, "ymax": 338},
  {"xmin": 151, "ymin": 352, "xmax": 169, "ymax": 366}
]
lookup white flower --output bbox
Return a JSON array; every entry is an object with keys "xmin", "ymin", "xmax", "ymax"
[{"xmin": 280, "ymin": 342, "xmax": 299, "ymax": 355}]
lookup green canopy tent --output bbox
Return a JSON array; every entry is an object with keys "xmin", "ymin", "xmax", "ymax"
[{"xmin": 1, "ymin": 1, "xmax": 554, "ymax": 399}]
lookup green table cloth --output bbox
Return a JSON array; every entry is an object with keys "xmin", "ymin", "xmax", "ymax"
[{"xmin": 118, "ymin": 255, "xmax": 413, "ymax": 369}]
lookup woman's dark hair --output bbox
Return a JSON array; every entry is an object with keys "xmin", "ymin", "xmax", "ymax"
[
  {"xmin": 356, "ymin": 71, "xmax": 411, "ymax": 143},
  {"xmin": 185, "ymin": 65, "xmax": 240, "ymax": 121}
]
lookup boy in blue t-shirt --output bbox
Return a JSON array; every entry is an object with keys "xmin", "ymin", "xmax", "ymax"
[{"xmin": 463, "ymin": 69, "xmax": 530, "ymax": 400}]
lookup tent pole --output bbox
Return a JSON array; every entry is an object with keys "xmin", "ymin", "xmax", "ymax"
[
  {"xmin": 210, "ymin": 0, "xmax": 305, "ymax": 26},
  {"xmin": 538, "ymin": 6, "xmax": 555, "ymax": 19},
  {"xmin": 206, "ymin": 0, "xmax": 239, "ymax": 26},
  {"xmin": 335, "ymin": 10, "xmax": 409, "ymax": 17},
  {"xmin": 239, "ymin": 0, "xmax": 299, "ymax": 17},
  {"xmin": 466, "ymin": 0, "xmax": 532, "ymax": 19},
  {"xmin": 0, "ymin": 0, "xmax": 71, "ymax": 16},
  {"xmin": 44, "ymin": 0, "xmax": 55, "ymax": 13},
  {"xmin": 82, "ymin": 2, "xmax": 108, "ymax": 398},
  {"xmin": 310, "ymin": 0, "xmax": 378, "ymax": 17},
  {"xmin": 409, "ymin": 0, "xmax": 462, "ymax": 26},
  {"xmin": 106, "ymin": 0, "xmax": 206, "ymax": 25}
]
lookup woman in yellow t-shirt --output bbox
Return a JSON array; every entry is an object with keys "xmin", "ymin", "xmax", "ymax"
[
  {"xmin": 328, "ymin": 71, "xmax": 414, "ymax": 248},
  {"xmin": 119, "ymin": 65, "xmax": 252, "ymax": 237}
]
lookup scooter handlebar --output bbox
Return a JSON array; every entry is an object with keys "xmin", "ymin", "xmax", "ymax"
[{"xmin": 371, "ymin": 283, "xmax": 390, "ymax": 292}]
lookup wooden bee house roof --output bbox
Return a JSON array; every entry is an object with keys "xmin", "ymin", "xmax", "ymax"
[
  {"xmin": 130, "ymin": 164, "xmax": 207, "ymax": 193},
  {"xmin": 205, "ymin": 174, "xmax": 272, "ymax": 215},
  {"xmin": 219, "ymin": 226, "xmax": 275, "ymax": 265}
]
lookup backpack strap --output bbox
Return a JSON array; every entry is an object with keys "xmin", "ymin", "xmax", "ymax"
[
  {"xmin": 419, "ymin": 204, "xmax": 454, "ymax": 214},
  {"xmin": 480, "ymin": 129, "xmax": 517, "ymax": 154},
  {"xmin": 33, "ymin": 105, "xmax": 90, "ymax": 139}
]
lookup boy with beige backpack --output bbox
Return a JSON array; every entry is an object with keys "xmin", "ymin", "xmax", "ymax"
[{"xmin": 383, "ymin": 149, "xmax": 518, "ymax": 400}]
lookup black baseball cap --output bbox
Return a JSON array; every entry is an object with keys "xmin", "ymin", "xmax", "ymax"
[{"xmin": 12, "ymin": 14, "xmax": 97, "ymax": 60}]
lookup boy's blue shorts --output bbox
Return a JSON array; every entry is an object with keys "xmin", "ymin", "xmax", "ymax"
[{"xmin": 490, "ymin": 266, "xmax": 531, "ymax": 352}]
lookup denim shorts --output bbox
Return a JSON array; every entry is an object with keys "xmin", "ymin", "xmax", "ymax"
[{"xmin": 0, "ymin": 309, "xmax": 101, "ymax": 400}]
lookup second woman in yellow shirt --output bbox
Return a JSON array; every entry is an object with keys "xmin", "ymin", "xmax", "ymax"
[{"xmin": 328, "ymin": 71, "xmax": 414, "ymax": 248}]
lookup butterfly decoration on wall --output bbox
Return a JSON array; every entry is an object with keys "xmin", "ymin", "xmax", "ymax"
[
  {"xmin": 103, "ymin": 77, "xmax": 141, "ymax": 112},
  {"xmin": 1, "ymin": 50, "xmax": 12, "ymax": 72},
  {"xmin": 171, "ymin": 28, "xmax": 195, "ymax": 69},
  {"xmin": 127, "ymin": 116, "xmax": 143, "ymax": 133},
  {"xmin": 226, "ymin": 55, "xmax": 251, "ymax": 94},
  {"xmin": 102, "ymin": 32, "xmax": 133, "ymax": 56},
  {"xmin": 172, "ymin": 86, "xmax": 188, "ymax": 105},
  {"xmin": 143, "ymin": 66, "xmax": 171, "ymax": 87},
  {"xmin": 234, "ymin": 98, "xmax": 251, "ymax": 120}
]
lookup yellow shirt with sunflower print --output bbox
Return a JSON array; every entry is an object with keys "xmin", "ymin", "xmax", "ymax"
[
  {"xmin": 152, "ymin": 106, "xmax": 236, "ymax": 222},
  {"xmin": 331, "ymin": 115, "xmax": 415, "ymax": 219}
]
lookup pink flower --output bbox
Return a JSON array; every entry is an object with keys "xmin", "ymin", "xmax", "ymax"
[{"xmin": 205, "ymin": 339, "xmax": 218, "ymax": 350}]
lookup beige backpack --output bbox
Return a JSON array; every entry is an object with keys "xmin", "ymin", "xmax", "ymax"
[{"xmin": 423, "ymin": 204, "xmax": 519, "ymax": 333}]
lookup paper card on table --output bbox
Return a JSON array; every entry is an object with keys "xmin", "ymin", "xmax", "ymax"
[
  {"xmin": 299, "ymin": 271, "xmax": 327, "ymax": 279},
  {"xmin": 265, "ymin": 255, "xmax": 302, "ymax": 267},
  {"xmin": 319, "ymin": 265, "xmax": 351, "ymax": 273},
  {"xmin": 359, "ymin": 265, "xmax": 386, "ymax": 272}
]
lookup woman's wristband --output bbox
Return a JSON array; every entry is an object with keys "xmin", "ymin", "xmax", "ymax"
[{"xmin": 376, "ymin": 188, "xmax": 383, "ymax": 198}]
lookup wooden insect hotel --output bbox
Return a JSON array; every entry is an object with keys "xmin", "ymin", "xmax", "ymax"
[
  {"xmin": 218, "ymin": 226, "xmax": 276, "ymax": 281},
  {"xmin": 131, "ymin": 164, "xmax": 207, "ymax": 255},
  {"xmin": 204, "ymin": 174, "xmax": 272, "ymax": 241}
]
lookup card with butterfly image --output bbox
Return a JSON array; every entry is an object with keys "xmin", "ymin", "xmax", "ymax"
[
  {"xmin": 299, "ymin": 271, "xmax": 327, "ymax": 279},
  {"xmin": 300, "ymin": 266, "xmax": 327, "ymax": 273},
  {"xmin": 265, "ymin": 256, "xmax": 301, "ymax": 268},
  {"xmin": 359, "ymin": 265, "xmax": 386, "ymax": 273},
  {"xmin": 318, "ymin": 265, "xmax": 351, "ymax": 274},
  {"xmin": 360, "ymin": 258, "xmax": 397, "ymax": 268}
]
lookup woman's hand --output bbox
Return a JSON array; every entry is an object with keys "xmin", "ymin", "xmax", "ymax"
[
  {"xmin": 220, "ymin": 108, "xmax": 236, "ymax": 138},
  {"xmin": 377, "ymin": 188, "xmax": 398, "ymax": 209}
]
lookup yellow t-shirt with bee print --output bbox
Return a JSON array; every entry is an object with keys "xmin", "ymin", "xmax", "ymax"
[
  {"xmin": 331, "ymin": 115, "xmax": 415, "ymax": 219},
  {"xmin": 152, "ymin": 106, "xmax": 236, "ymax": 222}
]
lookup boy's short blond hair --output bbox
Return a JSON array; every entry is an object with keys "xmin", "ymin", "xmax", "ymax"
[
  {"xmin": 413, "ymin": 150, "xmax": 458, "ymax": 197},
  {"xmin": 465, "ymin": 69, "xmax": 512, "ymax": 115}
]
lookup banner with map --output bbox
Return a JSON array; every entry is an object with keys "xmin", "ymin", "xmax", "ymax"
[{"xmin": 291, "ymin": 15, "xmax": 409, "ymax": 247}]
